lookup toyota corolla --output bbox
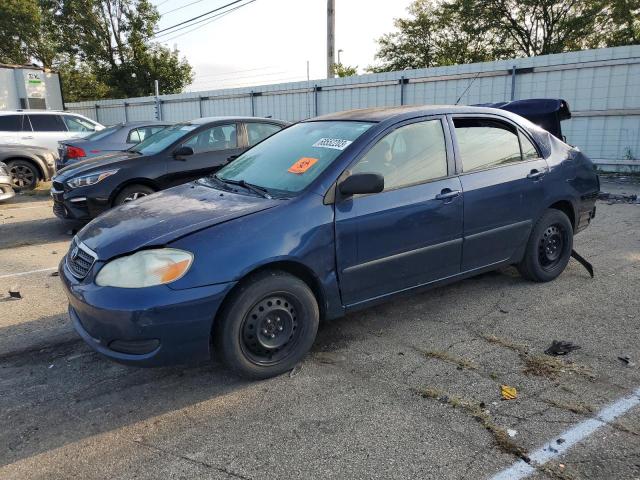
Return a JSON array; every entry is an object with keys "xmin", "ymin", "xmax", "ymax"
[{"xmin": 59, "ymin": 105, "xmax": 599, "ymax": 379}]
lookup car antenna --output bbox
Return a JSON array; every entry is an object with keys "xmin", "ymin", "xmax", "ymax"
[{"xmin": 454, "ymin": 71, "xmax": 481, "ymax": 105}]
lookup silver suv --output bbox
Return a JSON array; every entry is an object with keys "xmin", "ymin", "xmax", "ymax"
[{"xmin": 0, "ymin": 111, "xmax": 104, "ymax": 151}]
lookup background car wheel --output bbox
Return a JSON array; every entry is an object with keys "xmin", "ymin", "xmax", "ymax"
[
  {"xmin": 113, "ymin": 184, "xmax": 155, "ymax": 206},
  {"xmin": 517, "ymin": 209, "xmax": 573, "ymax": 282},
  {"xmin": 214, "ymin": 270, "xmax": 319, "ymax": 379},
  {"xmin": 7, "ymin": 160, "xmax": 39, "ymax": 191}
]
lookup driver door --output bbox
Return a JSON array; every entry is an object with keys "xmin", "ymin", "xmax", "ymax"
[
  {"xmin": 166, "ymin": 123, "xmax": 244, "ymax": 185},
  {"xmin": 335, "ymin": 117, "xmax": 464, "ymax": 306}
]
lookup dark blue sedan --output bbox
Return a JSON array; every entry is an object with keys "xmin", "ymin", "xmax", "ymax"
[{"xmin": 59, "ymin": 105, "xmax": 599, "ymax": 378}]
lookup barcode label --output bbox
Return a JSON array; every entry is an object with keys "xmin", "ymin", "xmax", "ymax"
[{"xmin": 312, "ymin": 138, "xmax": 353, "ymax": 150}]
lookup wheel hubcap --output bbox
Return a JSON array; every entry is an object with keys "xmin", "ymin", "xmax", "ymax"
[
  {"xmin": 241, "ymin": 295, "xmax": 299, "ymax": 365},
  {"xmin": 538, "ymin": 224, "xmax": 565, "ymax": 269},
  {"xmin": 123, "ymin": 192, "xmax": 148, "ymax": 203},
  {"xmin": 10, "ymin": 165, "xmax": 35, "ymax": 188}
]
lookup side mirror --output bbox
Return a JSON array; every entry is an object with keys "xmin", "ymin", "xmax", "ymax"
[
  {"xmin": 173, "ymin": 146, "xmax": 194, "ymax": 158},
  {"xmin": 338, "ymin": 173, "xmax": 384, "ymax": 196}
]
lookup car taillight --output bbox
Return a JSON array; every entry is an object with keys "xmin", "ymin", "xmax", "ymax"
[{"xmin": 67, "ymin": 146, "xmax": 86, "ymax": 159}]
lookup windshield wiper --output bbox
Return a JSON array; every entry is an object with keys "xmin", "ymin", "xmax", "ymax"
[{"xmin": 212, "ymin": 175, "xmax": 272, "ymax": 199}]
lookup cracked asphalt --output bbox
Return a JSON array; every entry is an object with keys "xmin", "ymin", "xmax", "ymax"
[{"xmin": 1, "ymin": 179, "xmax": 639, "ymax": 480}]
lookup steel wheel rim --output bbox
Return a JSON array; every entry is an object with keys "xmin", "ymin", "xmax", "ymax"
[
  {"xmin": 10, "ymin": 165, "xmax": 35, "ymax": 188},
  {"xmin": 538, "ymin": 223, "xmax": 566, "ymax": 270},
  {"xmin": 240, "ymin": 293, "xmax": 302, "ymax": 366},
  {"xmin": 123, "ymin": 192, "xmax": 148, "ymax": 203}
]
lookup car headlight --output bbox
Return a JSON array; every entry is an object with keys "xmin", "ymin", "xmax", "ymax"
[
  {"xmin": 96, "ymin": 249, "xmax": 193, "ymax": 288},
  {"xmin": 67, "ymin": 169, "xmax": 118, "ymax": 189}
]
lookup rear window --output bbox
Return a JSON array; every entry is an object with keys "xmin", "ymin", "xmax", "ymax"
[
  {"xmin": 29, "ymin": 114, "xmax": 67, "ymax": 132},
  {"xmin": 0, "ymin": 115, "xmax": 21, "ymax": 132},
  {"xmin": 83, "ymin": 124, "xmax": 120, "ymax": 141}
]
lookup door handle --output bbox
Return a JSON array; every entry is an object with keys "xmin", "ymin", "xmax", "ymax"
[
  {"xmin": 435, "ymin": 189, "xmax": 461, "ymax": 201},
  {"xmin": 527, "ymin": 169, "xmax": 546, "ymax": 180}
]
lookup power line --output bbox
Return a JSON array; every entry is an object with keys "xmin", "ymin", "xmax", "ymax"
[
  {"xmin": 154, "ymin": 0, "xmax": 254, "ymax": 40},
  {"xmin": 160, "ymin": 0, "xmax": 210, "ymax": 16},
  {"xmin": 154, "ymin": 0, "xmax": 245, "ymax": 35}
]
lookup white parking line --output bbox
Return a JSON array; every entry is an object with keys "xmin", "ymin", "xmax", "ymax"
[
  {"xmin": 490, "ymin": 386, "xmax": 640, "ymax": 480},
  {"xmin": 0, "ymin": 267, "xmax": 58, "ymax": 280}
]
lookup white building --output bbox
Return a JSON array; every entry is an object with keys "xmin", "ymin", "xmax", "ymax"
[{"xmin": 0, "ymin": 64, "xmax": 63, "ymax": 111}]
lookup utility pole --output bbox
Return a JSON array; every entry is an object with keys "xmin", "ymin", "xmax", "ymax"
[
  {"xmin": 154, "ymin": 79, "xmax": 162, "ymax": 121},
  {"xmin": 327, "ymin": 0, "xmax": 335, "ymax": 78}
]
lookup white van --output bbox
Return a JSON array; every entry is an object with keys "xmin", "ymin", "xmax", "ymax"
[{"xmin": 0, "ymin": 111, "xmax": 104, "ymax": 151}]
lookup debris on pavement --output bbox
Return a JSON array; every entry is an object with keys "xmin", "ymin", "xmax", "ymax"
[
  {"xmin": 617, "ymin": 356, "xmax": 635, "ymax": 367},
  {"xmin": 545, "ymin": 340, "xmax": 582, "ymax": 356},
  {"xmin": 501, "ymin": 385, "xmax": 518, "ymax": 400},
  {"xmin": 507, "ymin": 429, "xmax": 517, "ymax": 437},
  {"xmin": 289, "ymin": 363, "xmax": 303, "ymax": 377},
  {"xmin": 50, "ymin": 271, "xmax": 59, "ymax": 277},
  {"xmin": 597, "ymin": 191, "xmax": 639, "ymax": 204},
  {"xmin": 557, "ymin": 438, "xmax": 566, "ymax": 444},
  {"xmin": 571, "ymin": 249, "xmax": 594, "ymax": 278},
  {"xmin": 8, "ymin": 287, "xmax": 22, "ymax": 299}
]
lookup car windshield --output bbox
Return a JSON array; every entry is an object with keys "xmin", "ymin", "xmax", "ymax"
[
  {"xmin": 214, "ymin": 121, "xmax": 374, "ymax": 196},
  {"xmin": 130, "ymin": 123, "xmax": 198, "ymax": 155},
  {"xmin": 82, "ymin": 124, "xmax": 120, "ymax": 141}
]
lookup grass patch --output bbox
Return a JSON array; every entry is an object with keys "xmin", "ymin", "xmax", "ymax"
[
  {"xmin": 480, "ymin": 334, "xmax": 595, "ymax": 380},
  {"xmin": 416, "ymin": 387, "xmax": 529, "ymax": 461},
  {"xmin": 541, "ymin": 397, "xmax": 595, "ymax": 415},
  {"xmin": 523, "ymin": 355, "xmax": 595, "ymax": 380},
  {"xmin": 420, "ymin": 350, "xmax": 478, "ymax": 370},
  {"xmin": 479, "ymin": 333, "xmax": 529, "ymax": 355}
]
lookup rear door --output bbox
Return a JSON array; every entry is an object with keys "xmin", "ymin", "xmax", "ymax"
[
  {"xmin": 0, "ymin": 114, "xmax": 22, "ymax": 145},
  {"xmin": 166, "ymin": 122, "xmax": 244, "ymax": 185},
  {"xmin": 335, "ymin": 117, "xmax": 464, "ymax": 306},
  {"xmin": 27, "ymin": 114, "xmax": 68, "ymax": 150},
  {"xmin": 451, "ymin": 115, "xmax": 548, "ymax": 271}
]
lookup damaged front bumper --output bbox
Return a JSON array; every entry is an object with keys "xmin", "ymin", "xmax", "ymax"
[{"xmin": 59, "ymin": 257, "xmax": 236, "ymax": 367}]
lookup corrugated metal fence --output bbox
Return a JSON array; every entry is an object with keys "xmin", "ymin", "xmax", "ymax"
[{"xmin": 65, "ymin": 45, "xmax": 640, "ymax": 170}]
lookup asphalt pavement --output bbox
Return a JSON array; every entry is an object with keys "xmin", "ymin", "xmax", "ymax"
[{"xmin": 1, "ymin": 179, "xmax": 639, "ymax": 480}]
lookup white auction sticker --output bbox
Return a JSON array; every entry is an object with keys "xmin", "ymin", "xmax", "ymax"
[{"xmin": 312, "ymin": 138, "xmax": 353, "ymax": 150}]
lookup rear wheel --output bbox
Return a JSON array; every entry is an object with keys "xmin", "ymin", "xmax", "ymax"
[
  {"xmin": 113, "ymin": 184, "xmax": 155, "ymax": 206},
  {"xmin": 7, "ymin": 160, "xmax": 39, "ymax": 191},
  {"xmin": 517, "ymin": 209, "xmax": 573, "ymax": 282},
  {"xmin": 214, "ymin": 271, "xmax": 319, "ymax": 379}
]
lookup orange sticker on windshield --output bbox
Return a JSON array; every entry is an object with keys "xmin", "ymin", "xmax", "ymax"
[{"xmin": 288, "ymin": 157, "xmax": 318, "ymax": 174}]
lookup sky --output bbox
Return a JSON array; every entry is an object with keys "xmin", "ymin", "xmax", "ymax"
[{"xmin": 151, "ymin": 0, "xmax": 414, "ymax": 92}]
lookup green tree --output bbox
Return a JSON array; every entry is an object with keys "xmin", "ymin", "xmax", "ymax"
[
  {"xmin": 369, "ymin": 0, "xmax": 640, "ymax": 72},
  {"xmin": 0, "ymin": 0, "xmax": 193, "ymax": 101},
  {"xmin": 333, "ymin": 62, "xmax": 358, "ymax": 77}
]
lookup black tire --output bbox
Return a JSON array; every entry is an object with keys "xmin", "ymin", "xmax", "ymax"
[
  {"xmin": 214, "ymin": 270, "xmax": 319, "ymax": 379},
  {"xmin": 113, "ymin": 184, "xmax": 155, "ymax": 206},
  {"xmin": 517, "ymin": 209, "xmax": 573, "ymax": 282},
  {"xmin": 7, "ymin": 160, "xmax": 39, "ymax": 191}
]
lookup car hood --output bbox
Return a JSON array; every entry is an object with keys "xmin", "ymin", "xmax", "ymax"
[
  {"xmin": 76, "ymin": 182, "xmax": 282, "ymax": 260},
  {"xmin": 55, "ymin": 151, "xmax": 140, "ymax": 179}
]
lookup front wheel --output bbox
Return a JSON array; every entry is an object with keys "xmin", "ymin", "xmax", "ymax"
[
  {"xmin": 7, "ymin": 160, "xmax": 39, "ymax": 191},
  {"xmin": 214, "ymin": 271, "xmax": 319, "ymax": 379},
  {"xmin": 113, "ymin": 184, "xmax": 155, "ymax": 206},
  {"xmin": 517, "ymin": 209, "xmax": 573, "ymax": 282}
]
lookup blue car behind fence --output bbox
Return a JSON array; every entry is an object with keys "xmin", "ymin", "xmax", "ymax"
[{"xmin": 59, "ymin": 105, "xmax": 599, "ymax": 379}]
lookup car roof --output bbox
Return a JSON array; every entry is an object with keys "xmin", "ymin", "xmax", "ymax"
[
  {"xmin": 187, "ymin": 116, "xmax": 288, "ymax": 125},
  {"xmin": 107, "ymin": 120, "xmax": 172, "ymax": 127},
  {"xmin": 0, "ymin": 110, "xmax": 88, "ymax": 116},
  {"xmin": 309, "ymin": 105, "xmax": 523, "ymax": 122}
]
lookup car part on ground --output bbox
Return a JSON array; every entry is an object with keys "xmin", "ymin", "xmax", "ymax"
[
  {"xmin": 50, "ymin": 116, "xmax": 288, "ymax": 221},
  {"xmin": 58, "ymin": 104, "xmax": 599, "ymax": 378},
  {"xmin": 0, "ymin": 161, "xmax": 15, "ymax": 201},
  {"xmin": 0, "ymin": 143, "xmax": 57, "ymax": 190},
  {"xmin": 57, "ymin": 121, "xmax": 171, "ymax": 169}
]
